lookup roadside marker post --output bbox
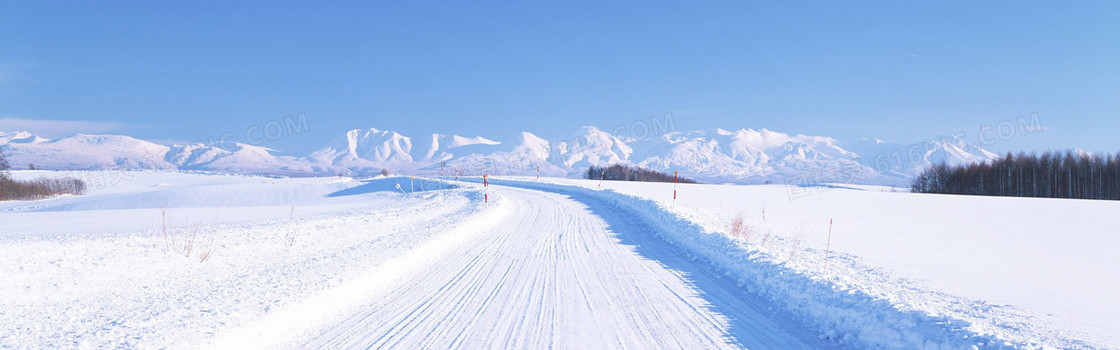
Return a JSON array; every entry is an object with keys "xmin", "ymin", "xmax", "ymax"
[
  {"xmin": 823, "ymin": 218, "xmax": 834, "ymax": 274},
  {"xmin": 484, "ymin": 173, "xmax": 489, "ymax": 203},
  {"xmin": 673, "ymin": 171, "xmax": 679, "ymax": 205}
]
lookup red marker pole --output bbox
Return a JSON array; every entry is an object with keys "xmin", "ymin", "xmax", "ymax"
[
  {"xmin": 598, "ymin": 170, "xmax": 605, "ymax": 190},
  {"xmin": 673, "ymin": 171, "xmax": 679, "ymax": 204},
  {"xmin": 536, "ymin": 165, "xmax": 540, "ymax": 180},
  {"xmin": 483, "ymin": 173, "xmax": 489, "ymax": 203}
]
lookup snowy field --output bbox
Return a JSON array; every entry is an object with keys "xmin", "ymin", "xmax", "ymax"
[{"xmin": 1, "ymin": 171, "xmax": 1116, "ymax": 349}]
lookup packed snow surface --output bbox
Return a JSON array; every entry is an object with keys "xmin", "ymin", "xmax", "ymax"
[{"xmin": 299, "ymin": 186, "xmax": 829, "ymax": 349}]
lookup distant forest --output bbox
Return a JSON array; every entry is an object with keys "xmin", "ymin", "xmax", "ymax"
[
  {"xmin": 911, "ymin": 151, "xmax": 1120, "ymax": 200},
  {"xmin": 586, "ymin": 164, "xmax": 697, "ymax": 184}
]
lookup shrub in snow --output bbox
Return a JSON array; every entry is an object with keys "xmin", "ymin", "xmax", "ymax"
[{"xmin": 730, "ymin": 214, "xmax": 750, "ymax": 241}]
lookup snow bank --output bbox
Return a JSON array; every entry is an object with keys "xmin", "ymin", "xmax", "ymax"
[
  {"xmin": 327, "ymin": 176, "xmax": 459, "ymax": 197},
  {"xmin": 0, "ymin": 172, "xmax": 455, "ymax": 238},
  {"xmin": 207, "ymin": 185, "xmax": 510, "ymax": 349}
]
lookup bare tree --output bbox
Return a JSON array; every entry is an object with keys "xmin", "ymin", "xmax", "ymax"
[
  {"xmin": 912, "ymin": 150, "xmax": 1120, "ymax": 200},
  {"xmin": 0, "ymin": 146, "xmax": 10, "ymax": 180},
  {"xmin": 0, "ymin": 146, "xmax": 88, "ymax": 201},
  {"xmin": 586, "ymin": 164, "xmax": 696, "ymax": 184},
  {"xmin": 0, "ymin": 147, "xmax": 8, "ymax": 200}
]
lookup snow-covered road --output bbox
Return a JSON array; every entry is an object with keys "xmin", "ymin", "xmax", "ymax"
[{"xmin": 304, "ymin": 185, "xmax": 834, "ymax": 349}]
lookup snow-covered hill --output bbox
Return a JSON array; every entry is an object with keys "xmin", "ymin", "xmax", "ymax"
[
  {"xmin": 839, "ymin": 135, "xmax": 1000, "ymax": 179},
  {"xmin": 168, "ymin": 141, "xmax": 334, "ymax": 176},
  {"xmin": 0, "ymin": 131, "xmax": 49, "ymax": 144},
  {"xmin": 1, "ymin": 133, "xmax": 328, "ymax": 176},
  {"xmin": 1, "ymin": 133, "xmax": 177, "ymax": 170},
  {"xmin": 0, "ymin": 126, "xmax": 999, "ymax": 185}
]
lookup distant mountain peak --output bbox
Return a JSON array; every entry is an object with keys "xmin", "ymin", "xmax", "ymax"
[
  {"xmin": 0, "ymin": 131, "xmax": 50, "ymax": 144},
  {"xmin": 1, "ymin": 125, "xmax": 1003, "ymax": 185}
]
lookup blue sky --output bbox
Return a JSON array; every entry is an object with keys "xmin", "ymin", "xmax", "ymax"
[{"xmin": 1, "ymin": 1, "xmax": 1117, "ymax": 154}]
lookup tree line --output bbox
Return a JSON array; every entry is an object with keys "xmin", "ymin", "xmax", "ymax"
[
  {"xmin": 911, "ymin": 151, "xmax": 1120, "ymax": 200},
  {"xmin": 586, "ymin": 164, "xmax": 697, "ymax": 184},
  {"xmin": 0, "ymin": 147, "xmax": 87, "ymax": 201}
]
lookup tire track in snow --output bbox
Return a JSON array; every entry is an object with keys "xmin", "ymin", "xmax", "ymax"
[{"xmin": 303, "ymin": 185, "xmax": 838, "ymax": 349}]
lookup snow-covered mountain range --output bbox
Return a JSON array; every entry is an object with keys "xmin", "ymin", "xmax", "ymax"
[{"xmin": 0, "ymin": 127, "xmax": 998, "ymax": 185}]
